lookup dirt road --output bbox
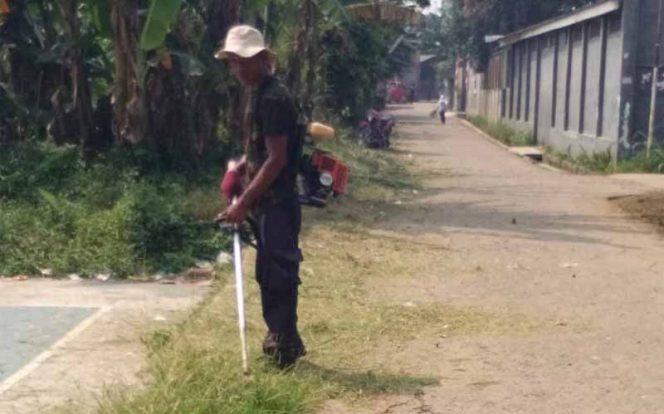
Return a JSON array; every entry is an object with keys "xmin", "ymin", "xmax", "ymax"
[{"xmin": 341, "ymin": 104, "xmax": 664, "ymax": 413}]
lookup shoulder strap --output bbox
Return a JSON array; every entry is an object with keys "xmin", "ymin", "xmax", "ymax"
[{"xmin": 292, "ymin": 101, "xmax": 309, "ymax": 171}]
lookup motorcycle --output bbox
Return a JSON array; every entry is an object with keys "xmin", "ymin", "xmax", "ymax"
[{"xmin": 358, "ymin": 109, "xmax": 395, "ymax": 149}]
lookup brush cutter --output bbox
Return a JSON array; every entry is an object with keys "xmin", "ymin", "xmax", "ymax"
[{"xmin": 216, "ymin": 199, "xmax": 257, "ymax": 375}]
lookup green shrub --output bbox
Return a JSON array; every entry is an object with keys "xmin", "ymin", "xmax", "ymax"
[
  {"xmin": 0, "ymin": 141, "xmax": 82, "ymax": 202},
  {"xmin": 0, "ymin": 141, "xmax": 228, "ymax": 278},
  {"xmin": 616, "ymin": 147, "xmax": 664, "ymax": 173},
  {"xmin": 575, "ymin": 149, "xmax": 613, "ymax": 173}
]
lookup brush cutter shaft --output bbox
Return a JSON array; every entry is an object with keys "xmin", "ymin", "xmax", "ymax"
[{"xmin": 231, "ymin": 200, "xmax": 249, "ymax": 374}]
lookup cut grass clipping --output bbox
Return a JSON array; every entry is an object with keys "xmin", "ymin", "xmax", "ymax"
[
  {"xmin": 612, "ymin": 191, "xmax": 664, "ymax": 232},
  {"xmin": 73, "ymin": 134, "xmax": 540, "ymax": 414}
]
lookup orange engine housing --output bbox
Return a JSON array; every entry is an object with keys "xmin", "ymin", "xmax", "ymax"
[{"xmin": 310, "ymin": 150, "xmax": 349, "ymax": 195}]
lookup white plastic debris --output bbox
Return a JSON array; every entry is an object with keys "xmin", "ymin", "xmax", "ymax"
[
  {"xmin": 96, "ymin": 273, "xmax": 111, "ymax": 281},
  {"xmin": 216, "ymin": 252, "xmax": 233, "ymax": 267},
  {"xmin": 195, "ymin": 260, "xmax": 214, "ymax": 269},
  {"xmin": 68, "ymin": 273, "xmax": 81, "ymax": 281}
]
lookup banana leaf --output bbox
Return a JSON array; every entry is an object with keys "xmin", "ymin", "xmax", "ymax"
[
  {"xmin": 85, "ymin": 0, "xmax": 112, "ymax": 38},
  {"xmin": 315, "ymin": 0, "xmax": 349, "ymax": 23},
  {"xmin": 139, "ymin": 0, "xmax": 182, "ymax": 51},
  {"xmin": 246, "ymin": 0, "xmax": 272, "ymax": 15}
]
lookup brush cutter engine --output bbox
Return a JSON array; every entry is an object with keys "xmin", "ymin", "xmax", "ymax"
[{"xmin": 298, "ymin": 149, "xmax": 349, "ymax": 208}]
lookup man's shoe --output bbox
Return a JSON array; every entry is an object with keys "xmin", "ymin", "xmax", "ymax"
[
  {"xmin": 262, "ymin": 331, "xmax": 306, "ymax": 368},
  {"xmin": 262, "ymin": 331, "xmax": 279, "ymax": 357},
  {"xmin": 277, "ymin": 334, "xmax": 306, "ymax": 369}
]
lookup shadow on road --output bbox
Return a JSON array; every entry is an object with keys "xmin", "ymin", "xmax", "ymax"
[
  {"xmin": 296, "ymin": 361, "xmax": 439, "ymax": 395},
  {"xmin": 312, "ymin": 189, "xmax": 643, "ymax": 250}
]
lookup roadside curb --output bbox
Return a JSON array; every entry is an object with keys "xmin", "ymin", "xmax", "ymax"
[
  {"xmin": 459, "ymin": 118, "xmax": 511, "ymax": 151},
  {"xmin": 542, "ymin": 153, "xmax": 594, "ymax": 175},
  {"xmin": 458, "ymin": 118, "xmax": 566, "ymax": 174}
]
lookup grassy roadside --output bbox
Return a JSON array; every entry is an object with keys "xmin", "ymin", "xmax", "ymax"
[
  {"xmin": 60, "ymin": 131, "xmax": 543, "ymax": 414},
  {"xmin": 467, "ymin": 115, "xmax": 534, "ymax": 147},
  {"xmin": 467, "ymin": 115, "xmax": 664, "ymax": 175},
  {"xmin": 66, "ymin": 135, "xmax": 437, "ymax": 414},
  {"xmin": 543, "ymin": 146, "xmax": 664, "ymax": 175}
]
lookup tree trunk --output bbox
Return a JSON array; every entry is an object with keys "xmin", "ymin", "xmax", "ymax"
[
  {"xmin": 144, "ymin": 65, "xmax": 186, "ymax": 155},
  {"xmin": 203, "ymin": 0, "xmax": 242, "ymax": 44},
  {"xmin": 58, "ymin": 0, "xmax": 96, "ymax": 154},
  {"xmin": 211, "ymin": 0, "xmax": 244, "ymax": 151},
  {"xmin": 287, "ymin": 0, "xmax": 311, "ymax": 96},
  {"xmin": 303, "ymin": 1, "xmax": 319, "ymax": 118},
  {"xmin": 111, "ymin": 0, "xmax": 144, "ymax": 145}
]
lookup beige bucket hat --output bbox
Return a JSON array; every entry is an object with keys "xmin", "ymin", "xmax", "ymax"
[{"xmin": 215, "ymin": 25, "xmax": 273, "ymax": 60}]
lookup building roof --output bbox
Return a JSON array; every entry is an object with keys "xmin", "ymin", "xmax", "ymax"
[
  {"xmin": 493, "ymin": 0, "xmax": 621, "ymax": 47},
  {"xmin": 420, "ymin": 54, "xmax": 437, "ymax": 63}
]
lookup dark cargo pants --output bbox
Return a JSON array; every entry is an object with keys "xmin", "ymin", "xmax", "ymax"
[{"xmin": 254, "ymin": 197, "xmax": 303, "ymax": 336}]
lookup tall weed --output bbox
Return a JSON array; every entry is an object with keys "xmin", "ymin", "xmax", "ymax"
[
  {"xmin": 468, "ymin": 115, "xmax": 535, "ymax": 147},
  {"xmin": 0, "ymin": 141, "xmax": 227, "ymax": 277}
]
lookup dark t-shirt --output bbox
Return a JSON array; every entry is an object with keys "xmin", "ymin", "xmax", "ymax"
[{"xmin": 247, "ymin": 75, "xmax": 299, "ymax": 205}]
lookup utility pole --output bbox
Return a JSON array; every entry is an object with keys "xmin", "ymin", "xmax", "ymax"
[{"xmin": 647, "ymin": 0, "xmax": 664, "ymax": 157}]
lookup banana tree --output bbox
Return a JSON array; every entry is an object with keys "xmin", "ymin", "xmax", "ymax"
[
  {"xmin": 141, "ymin": 0, "xmax": 243, "ymax": 157},
  {"xmin": 109, "ymin": 0, "xmax": 144, "ymax": 145},
  {"xmin": 90, "ymin": 0, "xmax": 243, "ymax": 156},
  {"xmin": 89, "ymin": 0, "xmax": 182, "ymax": 146},
  {"xmin": 0, "ymin": 0, "xmax": 99, "ymax": 149},
  {"xmin": 55, "ymin": 0, "xmax": 96, "ymax": 152},
  {"xmin": 255, "ymin": 0, "xmax": 349, "ymax": 117}
]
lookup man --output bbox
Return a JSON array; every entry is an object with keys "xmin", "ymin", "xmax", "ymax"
[
  {"xmin": 437, "ymin": 93, "xmax": 447, "ymax": 125},
  {"xmin": 217, "ymin": 25, "xmax": 305, "ymax": 368}
]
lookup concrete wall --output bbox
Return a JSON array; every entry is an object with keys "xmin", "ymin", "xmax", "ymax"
[
  {"xmin": 464, "ymin": 68, "xmax": 503, "ymax": 123},
  {"xmin": 603, "ymin": 13, "xmax": 623, "ymax": 146},
  {"xmin": 538, "ymin": 33, "xmax": 555, "ymax": 146},
  {"xmin": 624, "ymin": 0, "xmax": 664, "ymax": 155},
  {"xmin": 543, "ymin": 15, "xmax": 622, "ymax": 158},
  {"xmin": 463, "ymin": 8, "xmax": 626, "ymax": 159}
]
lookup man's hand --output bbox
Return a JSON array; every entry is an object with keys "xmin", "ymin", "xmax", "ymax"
[
  {"xmin": 219, "ymin": 199, "xmax": 250, "ymax": 224},
  {"xmin": 217, "ymin": 136, "xmax": 286, "ymax": 224},
  {"xmin": 220, "ymin": 169, "xmax": 243, "ymax": 203},
  {"xmin": 219, "ymin": 157, "xmax": 247, "ymax": 203}
]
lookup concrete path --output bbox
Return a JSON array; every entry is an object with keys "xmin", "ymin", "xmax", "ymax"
[
  {"xmin": 350, "ymin": 104, "xmax": 664, "ymax": 413},
  {"xmin": 0, "ymin": 279, "xmax": 210, "ymax": 413},
  {"xmin": 0, "ymin": 306, "xmax": 95, "ymax": 384}
]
